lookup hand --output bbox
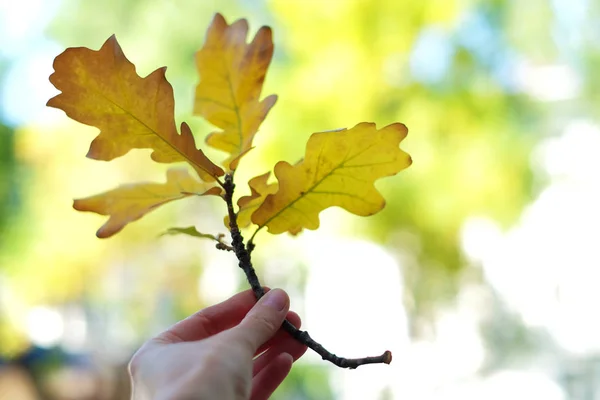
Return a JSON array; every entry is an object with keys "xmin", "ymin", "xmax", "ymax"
[{"xmin": 128, "ymin": 288, "xmax": 308, "ymax": 400}]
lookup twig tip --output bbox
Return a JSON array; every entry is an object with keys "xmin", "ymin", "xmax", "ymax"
[{"xmin": 383, "ymin": 350, "xmax": 392, "ymax": 364}]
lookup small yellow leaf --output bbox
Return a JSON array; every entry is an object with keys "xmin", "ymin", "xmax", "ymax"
[
  {"xmin": 47, "ymin": 35, "xmax": 224, "ymax": 181},
  {"xmin": 160, "ymin": 226, "xmax": 219, "ymax": 240},
  {"xmin": 225, "ymin": 172, "xmax": 278, "ymax": 229},
  {"xmin": 252, "ymin": 122, "xmax": 412, "ymax": 234},
  {"xmin": 73, "ymin": 169, "xmax": 221, "ymax": 238},
  {"xmin": 194, "ymin": 13, "xmax": 277, "ymax": 169}
]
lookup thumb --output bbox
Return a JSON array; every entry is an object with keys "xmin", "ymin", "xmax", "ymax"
[{"xmin": 229, "ymin": 289, "xmax": 290, "ymax": 354}]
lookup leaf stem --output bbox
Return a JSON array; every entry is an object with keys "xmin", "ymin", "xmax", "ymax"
[
  {"xmin": 248, "ymin": 226, "xmax": 263, "ymax": 247},
  {"xmin": 215, "ymin": 176, "xmax": 226, "ymax": 190},
  {"xmin": 223, "ymin": 174, "xmax": 392, "ymax": 369}
]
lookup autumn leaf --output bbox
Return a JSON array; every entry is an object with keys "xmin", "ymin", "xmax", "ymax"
[
  {"xmin": 47, "ymin": 35, "xmax": 224, "ymax": 182},
  {"xmin": 74, "ymin": 169, "xmax": 221, "ymax": 238},
  {"xmin": 225, "ymin": 172, "xmax": 278, "ymax": 228},
  {"xmin": 251, "ymin": 122, "xmax": 412, "ymax": 234},
  {"xmin": 194, "ymin": 13, "xmax": 277, "ymax": 169},
  {"xmin": 160, "ymin": 227, "xmax": 233, "ymax": 250},
  {"xmin": 160, "ymin": 226, "xmax": 219, "ymax": 240}
]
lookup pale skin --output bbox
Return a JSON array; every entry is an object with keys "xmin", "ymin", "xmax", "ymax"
[{"xmin": 129, "ymin": 288, "xmax": 308, "ymax": 400}]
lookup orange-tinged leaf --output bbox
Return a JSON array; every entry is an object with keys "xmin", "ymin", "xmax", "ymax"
[
  {"xmin": 194, "ymin": 13, "xmax": 277, "ymax": 169},
  {"xmin": 252, "ymin": 122, "xmax": 412, "ymax": 234},
  {"xmin": 47, "ymin": 35, "xmax": 224, "ymax": 182},
  {"xmin": 73, "ymin": 169, "xmax": 221, "ymax": 238},
  {"xmin": 225, "ymin": 172, "xmax": 278, "ymax": 228}
]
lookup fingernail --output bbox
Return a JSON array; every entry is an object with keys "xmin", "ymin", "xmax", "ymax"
[{"xmin": 262, "ymin": 289, "xmax": 288, "ymax": 311}]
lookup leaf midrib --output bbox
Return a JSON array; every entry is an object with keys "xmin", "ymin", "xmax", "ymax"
[
  {"xmin": 257, "ymin": 141, "xmax": 381, "ymax": 229},
  {"xmin": 216, "ymin": 48, "xmax": 244, "ymax": 157},
  {"xmin": 90, "ymin": 85, "xmax": 216, "ymax": 178}
]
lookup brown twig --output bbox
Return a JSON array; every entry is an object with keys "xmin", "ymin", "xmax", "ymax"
[
  {"xmin": 215, "ymin": 233, "xmax": 234, "ymax": 252},
  {"xmin": 223, "ymin": 174, "xmax": 265, "ymax": 300},
  {"xmin": 223, "ymin": 174, "xmax": 392, "ymax": 369}
]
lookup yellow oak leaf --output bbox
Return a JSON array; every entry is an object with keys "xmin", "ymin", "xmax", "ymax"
[
  {"xmin": 47, "ymin": 35, "xmax": 224, "ymax": 182},
  {"xmin": 251, "ymin": 122, "xmax": 412, "ymax": 234},
  {"xmin": 225, "ymin": 172, "xmax": 278, "ymax": 229},
  {"xmin": 73, "ymin": 169, "xmax": 221, "ymax": 238},
  {"xmin": 194, "ymin": 13, "xmax": 277, "ymax": 170}
]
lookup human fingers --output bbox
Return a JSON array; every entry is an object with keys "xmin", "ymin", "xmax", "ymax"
[
  {"xmin": 250, "ymin": 353, "xmax": 293, "ymax": 400},
  {"xmin": 254, "ymin": 311, "xmax": 301, "ymax": 356},
  {"xmin": 253, "ymin": 335, "xmax": 308, "ymax": 376},
  {"xmin": 225, "ymin": 289, "xmax": 290, "ymax": 355},
  {"xmin": 155, "ymin": 288, "xmax": 270, "ymax": 344}
]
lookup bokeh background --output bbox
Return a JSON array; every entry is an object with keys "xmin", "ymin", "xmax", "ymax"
[{"xmin": 1, "ymin": 0, "xmax": 599, "ymax": 398}]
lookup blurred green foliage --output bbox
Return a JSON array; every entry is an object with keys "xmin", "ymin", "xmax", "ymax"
[{"xmin": 0, "ymin": 123, "xmax": 19, "ymax": 236}]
